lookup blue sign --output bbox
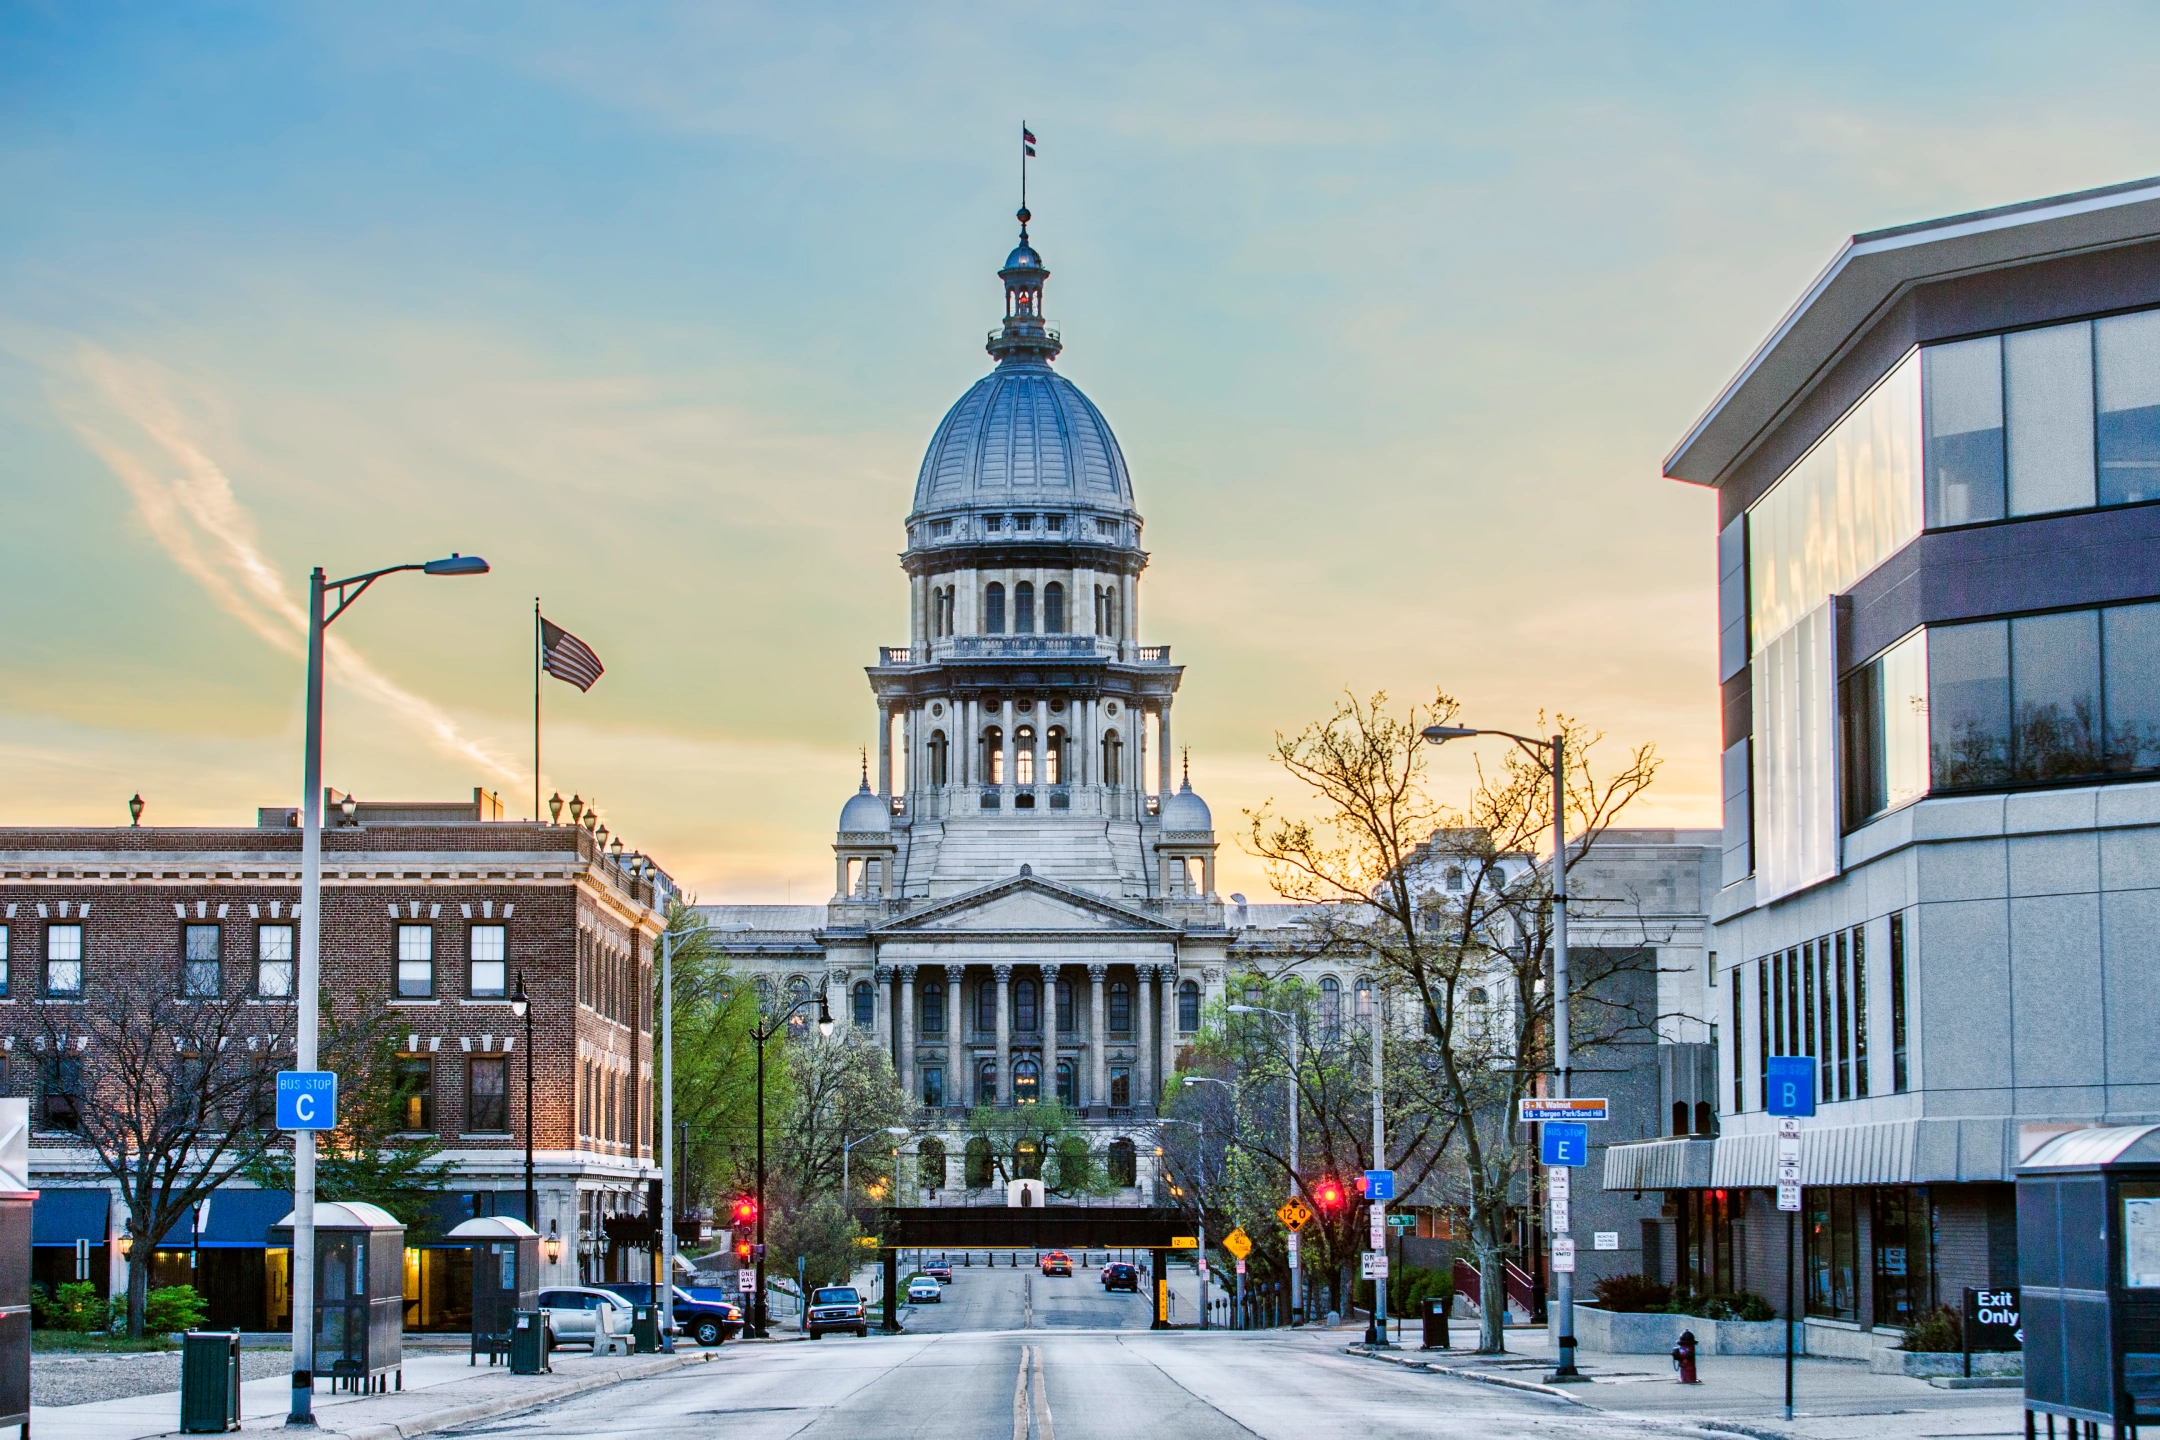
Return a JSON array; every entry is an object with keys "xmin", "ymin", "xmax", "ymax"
[
  {"xmin": 1364, "ymin": 1170, "xmax": 1396, "ymax": 1202},
  {"xmin": 1766, "ymin": 1056, "xmax": 1817, "ymax": 1117},
  {"xmin": 276, "ymin": 1071, "xmax": 338, "ymax": 1131},
  {"xmin": 1541, "ymin": 1122, "xmax": 1589, "ymax": 1167}
]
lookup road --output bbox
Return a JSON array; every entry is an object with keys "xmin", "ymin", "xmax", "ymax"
[
  {"xmin": 442, "ymin": 1328, "xmax": 1701, "ymax": 1440},
  {"xmin": 888, "ymin": 1257, "xmax": 1202, "ymax": 1333}
]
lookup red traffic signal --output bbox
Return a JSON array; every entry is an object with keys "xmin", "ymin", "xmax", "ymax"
[
  {"xmin": 1313, "ymin": 1177, "xmax": 1346, "ymax": 1211},
  {"xmin": 732, "ymin": 1196, "xmax": 757, "ymax": 1227},
  {"xmin": 735, "ymin": 1240, "xmax": 752, "ymax": 1260}
]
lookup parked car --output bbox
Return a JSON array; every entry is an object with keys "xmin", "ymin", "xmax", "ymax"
[
  {"xmin": 1100, "ymin": 1262, "xmax": 1140, "ymax": 1292},
  {"xmin": 906, "ymin": 1276, "xmax": 942, "ymax": 1304},
  {"xmin": 924, "ymin": 1260, "xmax": 953, "ymax": 1283},
  {"xmin": 807, "ymin": 1285, "xmax": 869, "ymax": 1339},
  {"xmin": 538, "ymin": 1286, "xmax": 632, "ymax": 1348},
  {"xmin": 595, "ymin": 1282, "xmax": 745, "ymax": 1346},
  {"xmin": 1039, "ymin": 1251, "xmax": 1072, "ymax": 1276}
]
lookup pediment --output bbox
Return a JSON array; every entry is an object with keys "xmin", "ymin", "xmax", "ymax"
[{"xmin": 874, "ymin": 875, "xmax": 1175, "ymax": 936}]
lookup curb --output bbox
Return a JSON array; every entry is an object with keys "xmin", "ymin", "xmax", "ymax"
[
  {"xmin": 282, "ymin": 1350, "xmax": 715, "ymax": 1440},
  {"xmin": 1343, "ymin": 1343, "xmax": 1589, "ymax": 1407}
]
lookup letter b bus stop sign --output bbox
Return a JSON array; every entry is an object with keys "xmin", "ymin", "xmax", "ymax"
[{"xmin": 276, "ymin": 1071, "xmax": 337, "ymax": 1130}]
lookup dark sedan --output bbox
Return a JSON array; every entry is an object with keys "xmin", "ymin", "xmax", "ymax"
[{"xmin": 1100, "ymin": 1262, "xmax": 1140, "ymax": 1292}]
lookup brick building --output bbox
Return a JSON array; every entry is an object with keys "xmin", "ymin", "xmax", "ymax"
[{"xmin": 0, "ymin": 791, "xmax": 667, "ymax": 1330}]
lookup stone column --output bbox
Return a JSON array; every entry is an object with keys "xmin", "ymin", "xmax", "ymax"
[
  {"xmin": 993, "ymin": 964, "xmax": 1013, "ymax": 1106},
  {"xmin": 874, "ymin": 963, "xmax": 893, "ymax": 1058},
  {"xmin": 1159, "ymin": 699, "xmax": 1174, "ymax": 798},
  {"xmin": 1040, "ymin": 963, "xmax": 1062, "ymax": 1101},
  {"xmin": 1161, "ymin": 963, "xmax": 1179, "ymax": 1078},
  {"xmin": 877, "ymin": 702, "xmax": 893, "ymax": 798},
  {"xmin": 999, "ymin": 697, "xmax": 1016, "ymax": 792},
  {"xmin": 897, "ymin": 964, "xmax": 917, "ymax": 1106},
  {"xmin": 945, "ymin": 963, "xmax": 967, "ymax": 1113},
  {"xmin": 1136, "ymin": 965, "xmax": 1156, "ymax": 1111},
  {"xmin": 1088, "ymin": 964, "xmax": 1108, "ymax": 1113}
]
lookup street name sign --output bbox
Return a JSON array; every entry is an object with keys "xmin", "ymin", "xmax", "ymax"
[
  {"xmin": 1222, "ymin": 1227, "xmax": 1253, "ymax": 1260},
  {"xmin": 1363, "ymin": 1169, "xmax": 1396, "ymax": 1201},
  {"xmin": 275, "ymin": 1071, "xmax": 337, "ymax": 1131},
  {"xmin": 1277, "ymin": 1196, "xmax": 1314, "ymax": 1232},
  {"xmin": 1386, "ymin": 1214, "xmax": 1416, "ymax": 1229},
  {"xmin": 1519, "ymin": 1098, "xmax": 1609, "ymax": 1122},
  {"xmin": 1540, "ymin": 1122, "xmax": 1589, "ymax": 1167}
]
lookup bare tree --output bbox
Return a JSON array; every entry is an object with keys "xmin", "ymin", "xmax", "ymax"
[
  {"xmin": 1248, "ymin": 689, "xmax": 1657, "ymax": 1352},
  {"xmin": 30, "ymin": 951, "xmax": 288, "ymax": 1336}
]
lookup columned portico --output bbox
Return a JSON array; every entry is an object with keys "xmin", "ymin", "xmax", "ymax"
[
  {"xmin": 1136, "ymin": 965, "xmax": 1155, "ymax": 1110},
  {"xmin": 1159, "ymin": 963, "xmax": 1178, "ymax": 1099},
  {"xmin": 993, "ymin": 964, "xmax": 1012, "ymax": 1105},
  {"xmin": 944, "ymin": 963, "xmax": 966, "ymax": 1113},
  {"xmin": 897, "ymin": 964, "xmax": 917, "ymax": 1102},
  {"xmin": 874, "ymin": 963, "xmax": 892, "ymax": 1054},
  {"xmin": 1039, "ymin": 962, "xmax": 1061, "ymax": 1103}
]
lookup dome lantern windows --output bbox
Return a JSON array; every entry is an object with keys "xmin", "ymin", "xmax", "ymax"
[
  {"xmin": 984, "ymin": 583, "xmax": 1006, "ymax": 634},
  {"xmin": 1015, "ymin": 582, "xmax": 1035, "ymax": 634},
  {"xmin": 1043, "ymin": 582, "xmax": 1065, "ymax": 634},
  {"xmin": 983, "ymin": 726, "xmax": 1005, "ymax": 785},
  {"xmin": 1015, "ymin": 726, "xmax": 1037, "ymax": 785}
]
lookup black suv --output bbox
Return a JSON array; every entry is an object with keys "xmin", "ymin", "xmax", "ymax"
[{"xmin": 1100, "ymin": 1262, "xmax": 1140, "ymax": 1292}]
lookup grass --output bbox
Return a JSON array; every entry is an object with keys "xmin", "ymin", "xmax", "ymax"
[{"xmin": 32, "ymin": 1331, "xmax": 177, "ymax": 1354}]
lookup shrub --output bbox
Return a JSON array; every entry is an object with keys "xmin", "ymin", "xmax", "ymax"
[
  {"xmin": 1590, "ymin": 1273, "xmax": 1671, "ymax": 1313},
  {"xmin": 1901, "ymin": 1305, "xmax": 1963, "ymax": 1353},
  {"xmin": 1675, "ymin": 1291, "xmax": 1775, "ymax": 1323},
  {"xmin": 142, "ymin": 1286, "xmax": 208, "ymax": 1336},
  {"xmin": 1387, "ymin": 1264, "xmax": 1452, "ymax": 1316},
  {"xmin": 30, "ymin": 1281, "xmax": 111, "ymax": 1333}
]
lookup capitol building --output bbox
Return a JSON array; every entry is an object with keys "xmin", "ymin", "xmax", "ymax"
[{"xmin": 698, "ymin": 207, "xmax": 1278, "ymax": 1203}]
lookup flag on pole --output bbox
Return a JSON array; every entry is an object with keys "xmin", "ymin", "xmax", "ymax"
[
  {"xmin": 1022, "ymin": 125, "xmax": 1037, "ymax": 157},
  {"xmin": 540, "ymin": 617, "xmax": 604, "ymax": 691}
]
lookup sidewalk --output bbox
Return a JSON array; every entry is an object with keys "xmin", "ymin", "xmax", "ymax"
[
  {"xmin": 1346, "ymin": 1327, "xmax": 2027, "ymax": 1440},
  {"xmin": 33, "ymin": 1345, "xmax": 716, "ymax": 1440}
]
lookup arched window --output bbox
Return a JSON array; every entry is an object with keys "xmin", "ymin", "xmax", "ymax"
[
  {"xmin": 965, "ymin": 1136, "xmax": 993, "ymax": 1188},
  {"xmin": 984, "ymin": 582, "xmax": 1006, "ymax": 634},
  {"xmin": 1672, "ymin": 1101, "xmax": 1690, "ymax": 1136},
  {"xmin": 1054, "ymin": 1135, "xmax": 1088, "ymax": 1188},
  {"xmin": 1106, "ymin": 588, "xmax": 1121, "ymax": 638},
  {"xmin": 1243, "ymin": 979, "xmax": 1262, "ymax": 1008},
  {"xmin": 1319, "ymin": 977, "xmax": 1341, "ymax": 1038},
  {"xmin": 1102, "ymin": 729, "xmax": 1122, "ymax": 785},
  {"xmin": 1055, "ymin": 977, "xmax": 1074, "ymax": 1032},
  {"xmin": 1015, "ymin": 726, "xmax": 1036, "ymax": 785},
  {"xmin": 1015, "ymin": 1135, "xmax": 1042, "ymax": 1176},
  {"xmin": 1695, "ymin": 1101, "xmax": 1718, "ymax": 1137},
  {"xmin": 922, "ymin": 976, "xmax": 946, "ymax": 1035},
  {"xmin": 984, "ymin": 726, "xmax": 1005, "ymax": 785},
  {"xmin": 852, "ymin": 980, "xmax": 874, "ymax": 1029},
  {"xmin": 786, "ymin": 976, "xmax": 810, "ymax": 1036},
  {"xmin": 1013, "ymin": 1060, "xmax": 1040, "ymax": 1106},
  {"xmin": 1015, "ymin": 581, "xmax": 1035, "ymax": 634},
  {"xmin": 1107, "ymin": 1138, "xmax": 1137, "ymax": 1188},
  {"xmin": 1108, "ymin": 980, "xmax": 1132, "ymax": 1033},
  {"xmin": 1014, "ymin": 977, "xmax": 1039, "ymax": 1032},
  {"xmin": 1045, "ymin": 726, "xmax": 1066, "ymax": 785},
  {"xmin": 919, "ymin": 1137, "xmax": 947, "ymax": 1192},
  {"xmin": 1178, "ymin": 979, "xmax": 1200, "ymax": 1032},
  {"xmin": 928, "ymin": 730, "xmax": 948, "ymax": 786},
  {"xmin": 1043, "ymin": 582, "xmax": 1065, "ymax": 634},
  {"xmin": 975, "ymin": 977, "xmax": 997, "ymax": 1032},
  {"xmin": 1355, "ymin": 978, "xmax": 1374, "ymax": 1024},
  {"xmin": 940, "ymin": 586, "xmax": 957, "ymax": 637},
  {"xmin": 1444, "ymin": 865, "xmax": 1464, "ymax": 892},
  {"xmin": 1055, "ymin": 1058, "xmax": 1077, "ymax": 1107},
  {"xmin": 754, "ymin": 977, "xmax": 774, "ymax": 1012},
  {"xmin": 976, "ymin": 1059, "xmax": 998, "ymax": 1107}
]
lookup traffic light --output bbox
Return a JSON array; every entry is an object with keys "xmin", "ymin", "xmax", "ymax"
[
  {"xmin": 1313, "ymin": 1177, "xmax": 1346, "ymax": 1212},
  {"xmin": 735, "ymin": 1239, "xmax": 752, "ymax": 1261},
  {"xmin": 732, "ymin": 1196, "xmax": 757, "ymax": 1228}
]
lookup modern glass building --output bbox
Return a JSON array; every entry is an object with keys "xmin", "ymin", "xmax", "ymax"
[{"xmin": 1605, "ymin": 176, "xmax": 2160, "ymax": 1346}]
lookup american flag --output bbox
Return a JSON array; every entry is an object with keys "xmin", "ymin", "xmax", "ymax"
[
  {"xmin": 1023, "ymin": 125, "xmax": 1036, "ymax": 158},
  {"xmin": 540, "ymin": 618, "xmax": 604, "ymax": 691}
]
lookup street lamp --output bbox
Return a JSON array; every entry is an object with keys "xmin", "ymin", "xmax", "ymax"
[
  {"xmin": 1225, "ymin": 1003, "xmax": 1303, "ymax": 1323},
  {"xmin": 510, "ymin": 974, "xmax": 536, "ymax": 1235},
  {"xmin": 291, "ymin": 551, "xmax": 487, "ymax": 1427},
  {"xmin": 747, "ymin": 984, "xmax": 834, "ymax": 1336},
  {"xmin": 1422, "ymin": 722, "xmax": 1578, "ymax": 1381},
  {"xmin": 843, "ymin": 1128, "xmax": 911, "ymax": 1216}
]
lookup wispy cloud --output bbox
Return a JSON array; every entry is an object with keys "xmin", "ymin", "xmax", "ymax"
[{"xmin": 61, "ymin": 345, "xmax": 524, "ymax": 789}]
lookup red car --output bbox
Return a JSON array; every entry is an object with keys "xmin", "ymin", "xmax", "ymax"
[{"xmin": 1040, "ymin": 1251, "xmax": 1072, "ymax": 1276}]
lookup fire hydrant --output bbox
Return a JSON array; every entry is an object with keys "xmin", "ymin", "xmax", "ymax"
[{"xmin": 1672, "ymin": 1329, "xmax": 1700, "ymax": 1384}]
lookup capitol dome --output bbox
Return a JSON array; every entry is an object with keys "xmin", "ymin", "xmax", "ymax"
[{"xmin": 906, "ymin": 209, "xmax": 1140, "ymax": 541}]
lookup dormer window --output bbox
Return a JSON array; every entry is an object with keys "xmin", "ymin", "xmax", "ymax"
[
  {"xmin": 1046, "ymin": 515, "xmax": 1064, "ymax": 532},
  {"xmin": 930, "ymin": 519, "xmax": 952, "ymax": 539},
  {"xmin": 1015, "ymin": 515, "xmax": 1033, "ymax": 532},
  {"xmin": 1096, "ymin": 519, "xmax": 1116, "ymax": 537},
  {"xmin": 983, "ymin": 515, "xmax": 1002, "ymax": 533}
]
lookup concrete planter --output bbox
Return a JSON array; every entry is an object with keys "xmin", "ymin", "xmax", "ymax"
[
  {"xmin": 1869, "ymin": 1348, "xmax": 2023, "ymax": 1379},
  {"xmin": 1572, "ymin": 1306, "xmax": 1795, "ymax": 1356}
]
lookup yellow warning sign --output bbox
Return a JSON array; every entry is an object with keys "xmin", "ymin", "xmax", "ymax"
[
  {"xmin": 1277, "ymin": 1197, "xmax": 1314, "ymax": 1232},
  {"xmin": 1170, "ymin": 1236, "xmax": 1198, "ymax": 1249},
  {"xmin": 1222, "ymin": 1227, "xmax": 1253, "ymax": 1259}
]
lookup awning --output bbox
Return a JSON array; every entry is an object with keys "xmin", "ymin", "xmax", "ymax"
[
  {"xmin": 31, "ymin": 1189, "xmax": 109, "ymax": 1247},
  {"xmin": 1600, "ymin": 1137, "xmax": 1715, "ymax": 1192},
  {"xmin": 197, "ymin": 1190, "xmax": 292, "ymax": 1249}
]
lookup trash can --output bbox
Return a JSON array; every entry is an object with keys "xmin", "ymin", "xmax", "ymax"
[
  {"xmin": 509, "ymin": 1310, "xmax": 549, "ymax": 1375},
  {"xmin": 1421, "ymin": 1296, "xmax": 1450, "ymax": 1351},
  {"xmin": 179, "ymin": 1330, "xmax": 241, "ymax": 1433},
  {"xmin": 632, "ymin": 1305, "xmax": 661, "ymax": 1354}
]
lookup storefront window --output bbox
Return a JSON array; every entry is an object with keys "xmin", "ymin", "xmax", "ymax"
[
  {"xmin": 1872, "ymin": 1186, "xmax": 1936, "ymax": 1327},
  {"xmin": 1677, "ymin": 1190, "xmax": 1739, "ymax": 1298},
  {"xmin": 1805, "ymin": 1188, "xmax": 1860, "ymax": 1321}
]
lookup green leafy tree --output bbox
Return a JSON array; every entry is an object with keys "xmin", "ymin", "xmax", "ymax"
[
  {"xmin": 955, "ymin": 1101, "xmax": 1116, "ymax": 1198},
  {"xmin": 249, "ymin": 987, "xmax": 455, "ymax": 1242},
  {"xmin": 656, "ymin": 903, "xmax": 771, "ymax": 1226},
  {"xmin": 769, "ymin": 1196, "xmax": 868, "ymax": 1292}
]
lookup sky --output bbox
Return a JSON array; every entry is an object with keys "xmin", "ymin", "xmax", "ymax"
[{"xmin": 5, "ymin": 3, "xmax": 2160, "ymax": 902}]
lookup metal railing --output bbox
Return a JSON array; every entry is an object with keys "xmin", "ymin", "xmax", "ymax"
[{"xmin": 876, "ymin": 639, "xmax": 1174, "ymax": 666}]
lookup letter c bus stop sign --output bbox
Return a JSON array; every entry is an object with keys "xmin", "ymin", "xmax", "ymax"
[{"xmin": 276, "ymin": 1071, "xmax": 337, "ymax": 1130}]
